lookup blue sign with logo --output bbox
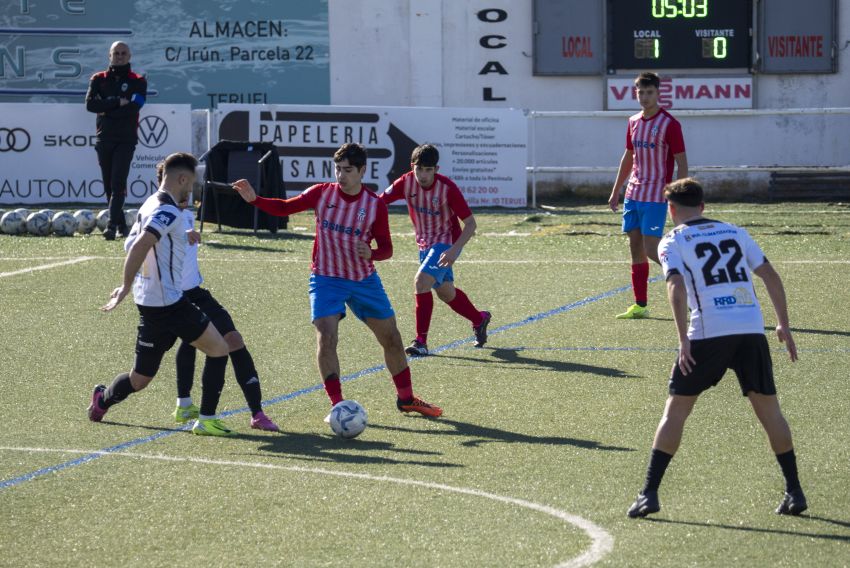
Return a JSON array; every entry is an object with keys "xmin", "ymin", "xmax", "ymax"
[{"xmin": 0, "ymin": 0, "xmax": 329, "ymax": 108}]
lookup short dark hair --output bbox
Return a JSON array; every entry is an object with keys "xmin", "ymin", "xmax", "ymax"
[
  {"xmin": 333, "ymin": 143, "xmax": 367, "ymax": 169},
  {"xmin": 155, "ymin": 160, "xmax": 165, "ymax": 184},
  {"xmin": 665, "ymin": 177, "xmax": 704, "ymax": 207},
  {"xmin": 411, "ymin": 144, "xmax": 439, "ymax": 167},
  {"xmin": 162, "ymin": 152, "xmax": 198, "ymax": 176},
  {"xmin": 634, "ymin": 71, "xmax": 661, "ymax": 89}
]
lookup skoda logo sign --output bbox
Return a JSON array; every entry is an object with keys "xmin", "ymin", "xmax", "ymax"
[
  {"xmin": 0, "ymin": 128, "xmax": 31, "ymax": 152},
  {"xmin": 138, "ymin": 115, "xmax": 168, "ymax": 149}
]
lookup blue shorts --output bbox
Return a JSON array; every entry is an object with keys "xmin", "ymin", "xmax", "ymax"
[
  {"xmin": 418, "ymin": 243, "xmax": 456, "ymax": 288},
  {"xmin": 622, "ymin": 199, "xmax": 668, "ymax": 237},
  {"xmin": 309, "ymin": 272, "xmax": 395, "ymax": 322}
]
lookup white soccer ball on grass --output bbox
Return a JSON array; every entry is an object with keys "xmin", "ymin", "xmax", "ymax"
[
  {"xmin": 96, "ymin": 209, "xmax": 110, "ymax": 232},
  {"xmin": 328, "ymin": 400, "xmax": 368, "ymax": 439},
  {"xmin": 26, "ymin": 212, "xmax": 51, "ymax": 236},
  {"xmin": 73, "ymin": 209, "xmax": 97, "ymax": 234},
  {"xmin": 51, "ymin": 212, "xmax": 79, "ymax": 236}
]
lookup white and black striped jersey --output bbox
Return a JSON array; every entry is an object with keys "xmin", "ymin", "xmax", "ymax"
[
  {"xmin": 126, "ymin": 191, "xmax": 186, "ymax": 307},
  {"xmin": 180, "ymin": 208, "xmax": 203, "ymax": 291},
  {"xmin": 659, "ymin": 218, "xmax": 768, "ymax": 340}
]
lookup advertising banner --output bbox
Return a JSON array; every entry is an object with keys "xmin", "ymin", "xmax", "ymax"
[
  {"xmin": 607, "ymin": 76, "xmax": 753, "ymax": 110},
  {"xmin": 215, "ymin": 104, "xmax": 528, "ymax": 207},
  {"xmin": 0, "ymin": 0, "xmax": 329, "ymax": 108},
  {"xmin": 0, "ymin": 103, "xmax": 192, "ymax": 205}
]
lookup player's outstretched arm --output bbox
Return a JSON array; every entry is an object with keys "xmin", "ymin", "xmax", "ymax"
[
  {"xmin": 102, "ymin": 231, "xmax": 156, "ymax": 311},
  {"xmin": 667, "ymin": 274, "xmax": 695, "ymax": 374},
  {"xmin": 754, "ymin": 262, "xmax": 798, "ymax": 362},
  {"xmin": 233, "ymin": 179, "xmax": 316, "ymax": 217},
  {"xmin": 609, "ymin": 150, "xmax": 633, "ymax": 212}
]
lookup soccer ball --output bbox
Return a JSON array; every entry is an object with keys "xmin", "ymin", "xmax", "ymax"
[
  {"xmin": 1, "ymin": 211, "xmax": 26, "ymax": 235},
  {"xmin": 26, "ymin": 212, "xmax": 51, "ymax": 236},
  {"xmin": 52, "ymin": 212, "xmax": 79, "ymax": 236},
  {"xmin": 96, "ymin": 209, "xmax": 110, "ymax": 232},
  {"xmin": 124, "ymin": 208, "xmax": 139, "ymax": 228},
  {"xmin": 73, "ymin": 209, "xmax": 97, "ymax": 234},
  {"xmin": 38, "ymin": 209, "xmax": 55, "ymax": 220},
  {"xmin": 14, "ymin": 208, "xmax": 30, "ymax": 220},
  {"xmin": 328, "ymin": 400, "xmax": 368, "ymax": 439}
]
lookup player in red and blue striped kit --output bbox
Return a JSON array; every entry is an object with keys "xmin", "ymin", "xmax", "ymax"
[
  {"xmin": 608, "ymin": 72, "xmax": 688, "ymax": 320},
  {"xmin": 232, "ymin": 143, "xmax": 442, "ymax": 418},
  {"xmin": 381, "ymin": 144, "xmax": 491, "ymax": 356}
]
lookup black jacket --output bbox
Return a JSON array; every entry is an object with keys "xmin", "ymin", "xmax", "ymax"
[{"xmin": 85, "ymin": 63, "xmax": 147, "ymax": 142}]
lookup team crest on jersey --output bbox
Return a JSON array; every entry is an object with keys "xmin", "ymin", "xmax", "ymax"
[
  {"xmin": 650, "ymin": 125, "xmax": 659, "ymax": 137},
  {"xmin": 431, "ymin": 196, "xmax": 440, "ymax": 207},
  {"xmin": 121, "ymin": 83, "xmax": 128, "ymax": 92},
  {"xmin": 357, "ymin": 207, "xmax": 366, "ymax": 221},
  {"xmin": 152, "ymin": 210, "xmax": 177, "ymax": 227}
]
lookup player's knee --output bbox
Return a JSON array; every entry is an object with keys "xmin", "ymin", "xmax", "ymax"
[
  {"xmin": 413, "ymin": 272, "xmax": 431, "ymax": 293},
  {"xmin": 129, "ymin": 370, "xmax": 154, "ymax": 391},
  {"xmin": 384, "ymin": 328, "xmax": 404, "ymax": 351},
  {"xmin": 317, "ymin": 329, "xmax": 338, "ymax": 351},
  {"xmin": 435, "ymin": 285, "xmax": 455, "ymax": 303},
  {"xmin": 224, "ymin": 331, "xmax": 245, "ymax": 351}
]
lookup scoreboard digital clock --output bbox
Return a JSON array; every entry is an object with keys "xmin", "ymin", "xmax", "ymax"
[{"xmin": 607, "ymin": 0, "xmax": 752, "ymax": 70}]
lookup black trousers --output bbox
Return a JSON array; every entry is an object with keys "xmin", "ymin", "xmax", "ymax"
[{"xmin": 95, "ymin": 139, "xmax": 136, "ymax": 230}]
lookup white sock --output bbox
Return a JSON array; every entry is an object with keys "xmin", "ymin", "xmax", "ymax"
[
  {"xmin": 178, "ymin": 397, "xmax": 193, "ymax": 408},
  {"xmin": 198, "ymin": 414, "xmax": 217, "ymax": 421}
]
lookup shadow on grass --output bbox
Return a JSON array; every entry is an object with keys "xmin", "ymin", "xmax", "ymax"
[
  {"xmin": 436, "ymin": 348, "xmax": 637, "ymax": 378},
  {"xmin": 98, "ymin": 421, "xmax": 460, "ymax": 468},
  {"xmin": 765, "ymin": 326, "xmax": 850, "ymax": 338},
  {"xmin": 233, "ymin": 429, "xmax": 462, "ymax": 468},
  {"xmin": 370, "ymin": 418, "xmax": 635, "ymax": 452},
  {"xmin": 645, "ymin": 516, "xmax": 850, "ymax": 543}
]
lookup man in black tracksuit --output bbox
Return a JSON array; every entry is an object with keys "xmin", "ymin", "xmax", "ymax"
[{"xmin": 85, "ymin": 41, "xmax": 147, "ymax": 240}]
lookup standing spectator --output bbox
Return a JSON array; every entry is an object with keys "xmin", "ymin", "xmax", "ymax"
[{"xmin": 85, "ymin": 41, "xmax": 147, "ymax": 240}]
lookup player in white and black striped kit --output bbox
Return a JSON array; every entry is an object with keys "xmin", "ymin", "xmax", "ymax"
[
  {"xmin": 88, "ymin": 152, "xmax": 236, "ymax": 437},
  {"xmin": 628, "ymin": 178, "xmax": 807, "ymax": 518}
]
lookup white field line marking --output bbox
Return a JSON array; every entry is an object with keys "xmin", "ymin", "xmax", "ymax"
[
  {"xmin": 0, "ymin": 446, "xmax": 613, "ymax": 567},
  {"xmin": 2, "ymin": 256, "xmax": 849, "ymax": 266},
  {"xmin": 0, "ymin": 256, "xmax": 95, "ymax": 278}
]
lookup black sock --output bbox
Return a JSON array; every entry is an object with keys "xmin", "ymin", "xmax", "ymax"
[
  {"xmin": 175, "ymin": 341, "xmax": 197, "ymax": 399},
  {"xmin": 637, "ymin": 301, "xmax": 648, "ymax": 308},
  {"xmin": 642, "ymin": 448, "xmax": 674, "ymax": 494},
  {"xmin": 775, "ymin": 449, "xmax": 801, "ymax": 492},
  {"xmin": 230, "ymin": 346, "xmax": 263, "ymax": 416},
  {"xmin": 199, "ymin": 355, "xmax": 228, "ymax": 416},
  {"xmin": 102, "ymin": 372, "xmax": 134, "ymax": 408}
]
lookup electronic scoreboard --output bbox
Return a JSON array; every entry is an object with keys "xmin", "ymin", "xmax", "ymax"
[{"xmin": 607, "ymin": 0, "xmax": 752, "ymax": 70}]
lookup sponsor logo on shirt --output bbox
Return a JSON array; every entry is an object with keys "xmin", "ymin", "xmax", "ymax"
[
  {"xmin": 412, "ymin": 204, "xmax": 441, "ymax": 217},
  {"xmin": 713, "ymin": 287, "xmax": 755, "ymax": 308},
  {"xmin": 152, "ymin": 210, "xmax": 177, "ymax": 227},
  {"xmin": 321, "ymin": 218, "xmax": 362, "ymax": 236},
  {"xmin": 357, "ymin": 207, "xmax": 366, "ymax": 221},
  {"xmin": 634, "ymin": 140, "xmax": 657, "ymax": 149}
]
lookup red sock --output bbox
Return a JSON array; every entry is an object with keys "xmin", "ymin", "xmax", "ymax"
[
  {"xmin": 632, "ymin": 262, "xmax": 649, "ymax": 306},
  {"xmin": 392, "ymin": 367, "xmax": 413, "ymax": 401},
  {"xmin": 447, "ymin": 288, "xmax": 483, "ymax": 326},
  {"xmin": 414, "ymin": 292, "xmax": 433, "ymax": 343},
  {"xmin": 323, "ymin": 373, "xmax": 343, "ymax": 406}
]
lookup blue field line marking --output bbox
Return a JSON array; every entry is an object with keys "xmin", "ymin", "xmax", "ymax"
[
  {"xmin": 0, "ymin": 279, "xmax": 648, "ymax": 491},
  {"xmin": 464, "ymin": 346, "xmax": 850, "ymax": 354}
]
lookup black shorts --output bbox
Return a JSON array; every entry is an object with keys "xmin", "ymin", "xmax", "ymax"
[
  {"xmin": 668, "ymin": 333, "xmax": 776, "ymax": 397},
  {"xmin": 134, "ymin": 297, "xmax": 210, "ymax": 377},
  {"xmin": 184, "ymin": 286, "xmax": 236, "ymax": 337}
]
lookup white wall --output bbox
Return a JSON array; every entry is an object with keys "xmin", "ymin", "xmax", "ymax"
[
  {"xmin": 327, "ymin": 0, "xmax": 850, "ymax": 195},
  {"xmin": 330, "ymin": 0, "xmax": 850, "ymax": 111}
]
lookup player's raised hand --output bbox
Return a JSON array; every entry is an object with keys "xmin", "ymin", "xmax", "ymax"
[
  {"xmin": 776, "ymin": 325, "xmax": 798, "ymax": 362},
  {"xmin": 232, "ymin": 179, "xmax": 257, "ymax": 203},
  {"xmin": 101, "ymin": 285, "xmax": 129, "ymax": 312},
  {"xmin": 355, "ymin": 240, "xmax": 372, "ymax": 260},
  {"xmin": 677, "ymin": 337, "xmax": 696, "ymax": 375},
  {"xmin": 187, "ymin": 229, "xmax": 201, "ymax": 245}
]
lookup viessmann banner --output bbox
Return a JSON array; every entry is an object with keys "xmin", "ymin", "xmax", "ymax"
[
  {"xmin": 0, "ymin": 103, "xmax": 191, "ymax": 205},
  {"xmin": 0, "ymin": 0, "xmax": 329, "ymax": 108},
  {"xmin": 214, "ymin": 104, "xmax": 528, "ymax": 207}
]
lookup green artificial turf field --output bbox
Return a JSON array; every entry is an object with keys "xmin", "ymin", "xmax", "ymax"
[{"xmin": 1, "ymin": 203, "xmax": 848, "ymax": 567}]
